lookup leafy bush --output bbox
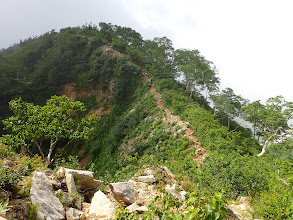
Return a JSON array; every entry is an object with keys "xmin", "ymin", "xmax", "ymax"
[{"xmin": 115, "ymin": 192, "xmax": 227, "ymax": 220}]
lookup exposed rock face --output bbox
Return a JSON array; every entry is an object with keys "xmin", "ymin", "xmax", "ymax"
[
  {"xmin": 57, "ymin": 167, "xmax": 103, "ymax": 190},
  {"xmin": 89, "ymin": 190, "xmax": 115, "ymax": 218},
  {"xmin": 109, "ymin": 182, "xmax": 136, "ymax": 205},
  {"xmin": 30, "ymin": 171, "xmax": 65, "ymax": 220}
]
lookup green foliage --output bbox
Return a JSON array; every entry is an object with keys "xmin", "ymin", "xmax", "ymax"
[
  {"xmin": 0, "ymin": 198, "xmax": 12, "ymax": 214},
  {"xmin": 1, "ymin": 22, "xmax": 292, "ymax": 219},
  {"xmin": 210, "ymin": 87, "xmax": 248, "ymax": 129},
  {"xmin": 242, "ymin": 96, "xmax": 293, "ymax": 142},
  {"xmin": 54, "ymin": 154, "xmax": 82, "ymax": 170},
  {"xmin": 0, "ymin": 145, "xmax": 44, "ymax": 191},
  {"xmin": 174, "ymin": 49, "xmax": 220, "ymax": 97},
  {"xmin": 27, "ymin": 203, "xmax": 40, "ymax": 220},
  {"xmin": 2, "ymin": 95, "xmax": 96, "ymax": 163},
  {"xmin": 115, "ymin": 192, "xmax": 227, "ymax": 220}
]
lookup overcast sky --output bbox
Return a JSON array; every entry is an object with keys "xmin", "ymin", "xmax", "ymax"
[{"xmin": 1, "ymin": 0, "xmax": 293, "ymax": 103}]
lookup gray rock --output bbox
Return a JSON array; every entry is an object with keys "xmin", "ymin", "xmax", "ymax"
[
  {"xmin": 135, "ymin": 206, "xmax": 149, "ymax": 214},
  {"xmin": 66, "ymin": 208, "xmax": 85, "ymax": 220},
  {"xmin": 126, "ymin": 202, "xmax": 140, "ymax": 212},
  {"xmin": 66, "ymin": 173, "xmax": 78, "ymax": 194},
  {"xmin": 137, "ymin": 175, "xmax": 156, "ymax": 183},
  {"xmin": 161, "ymin": 166, "xmax": 174, "ymax": 178},
  {"xmin": 165, "ymin": 184, "xmax": 177, "ymax": 198},
  {"xmin": 55, "ymin": 190, "xmax": 82, "ymax": 210},
  {"xmin": 30, "ymin": 171, "xmax": 65, "ymax": 220},
  {"xmin": 57, "ymin": 167, "xmax": 103, "ymax": 190},
  {"xmin": 75, "ymin": 197, "xmax": 82, "ymax": 210},
  {"xmin": 109, "ymin": 182, "xmax": 136, "ymax": 205},
  {"xmin": 144, "ymin": 168, "xmax": 155, "ymax": 176},
  {"xmin": 126, "ymin": 203, "xmax": 148, "ymax": 214},
  {"xmin": 89, "ymin": 190, "xmax": 115, "ymax": 218},
  {"xmin": 179, "ymin": 190, "xmax": 187, "ymax": 200}
]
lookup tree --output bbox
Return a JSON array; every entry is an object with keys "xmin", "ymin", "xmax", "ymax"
[
  {"xmin": 240, "ymin": 100, "xmax": 265, "ymax": 139},
  {"xmin": 174, "ymin": 49, "xmax": 219, "ymax": 97},
  {"xmin": 210, "ymin": 88, "xmax": 248, "ymax": 129},
  {"xmin": 143, "ymin": 37, "xmax": 174, "ymax": 75},
  {"xmin": 2, "ymin": 96, "xmax": 96, "ymax": 164},
  {"xmin": 242, "ymin": 96, "xmax": 293, "ymax": 156}
]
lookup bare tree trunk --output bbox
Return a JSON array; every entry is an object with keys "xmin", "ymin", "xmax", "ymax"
[
  {"xmin": 257, "ymin": 127, "xmax": 282, "ymax": 156},
  {"xmin": 46, "ymin": 138, "xmax": 58, "ymax": 164},
  {"xmin": 34, "ymin": 138, "xmax": 45, "ymax": 161},
  {"xmin": 253, "ymin": 120, "xmax": 256, "ymax": 139}
]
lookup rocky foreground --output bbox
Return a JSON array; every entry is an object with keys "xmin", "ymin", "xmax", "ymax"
[
  {"xmin": 28, "ymin": 166, "xmax": 187, "ymax": 220},
  {"xmin": 0, "ymin": 165, "xmax": 252, "ymax": 220}
]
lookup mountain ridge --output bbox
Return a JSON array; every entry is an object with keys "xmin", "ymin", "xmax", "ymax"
[{"xmin": 0, "ymin": 23, "xmax": 293, "ymax": 219}]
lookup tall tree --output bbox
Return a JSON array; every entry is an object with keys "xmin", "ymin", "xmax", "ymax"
[
  {"xmin": 210, "ymin": 88, "xmax": 248, "ymax": 129},
  {"xmin": 174, "ymin": 49, "xmax": 219, "ymax": 97},
  {"xmin": 143, "ymin": 37, "xmax": 174, "ymax": 75},
  {"xmin": 2, "ymin": 96, "xmax": 96, "ymax": 164},
  {"xmin": 242, "ymin": 96, "xmax": 293, "ymax": 156}
]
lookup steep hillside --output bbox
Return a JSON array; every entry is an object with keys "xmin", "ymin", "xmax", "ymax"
[{"xmin": 1, "ymin": 23, "xmax": 293, "ymax": 219}]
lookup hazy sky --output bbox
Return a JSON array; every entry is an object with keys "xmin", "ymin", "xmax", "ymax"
[{"xmin": 1, "ymin": 0, "xmax": 293, "ymax": 102}]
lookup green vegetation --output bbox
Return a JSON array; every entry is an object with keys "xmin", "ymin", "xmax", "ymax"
[
  {"xmin": 2, "ymin": 95, "xmax": 96, "ymax": 164},
  {"xmin": 115, "ymin": 192, "xmax": 227, "ymax": 220},
  {"xmin": 0, "ymin": 22, "xmax": 293, "ymax": 219}
]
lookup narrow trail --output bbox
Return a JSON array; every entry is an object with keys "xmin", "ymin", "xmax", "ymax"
[{"xmin": 144, "ymin": 72, "xmax": 208, "ymax": 167}]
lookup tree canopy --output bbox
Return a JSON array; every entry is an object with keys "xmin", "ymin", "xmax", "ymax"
[
  {"xmin": 2, "ymin": 96, "xmax": 96, "ymax": 163},
  {"xmin": 210, "ymin": 87, "xmax": 248, "ymax": 129},
  {"xmin": 242, "ymin": 96, "xmax": 293, "ymax": 156},
  {"xmin": 174, "ymin": 49, "xmax": 219, "ymax": 97}
]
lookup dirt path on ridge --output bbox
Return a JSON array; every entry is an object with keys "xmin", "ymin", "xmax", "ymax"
[{"xmin": 145, "ymin": 72, "xmax": 208, "ymax": 167}]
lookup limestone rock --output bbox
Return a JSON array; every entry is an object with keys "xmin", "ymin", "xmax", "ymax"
[
  {"xmin": 66, "ymin": 208, "xmax": 85, "ymax": 220},
  {"xmin": 57, "ymin": 167, "xmax": 65, "ymax": 177},
  {"xmin": 30, "ymin": 171, "xmax": 65, "ymax": 220},
  {"xmin": 66, "ymin": 173, "xmax": 78, "ymax": 194},
  {"xmin": 144, "ymin": 168, "xmax": 155, "ymax": 176},
  {"xmin": 228, "ymin": 196, "xmax": 253, "ymax": 220},
  {"xmin": 126, "ymin": 202, "xmax": 140, "ymax": 212},
  {"xmin": 135, "ymin": 206, "xmax": 148, "ymax": 214},
  {"xmin": 75, "ymin": 197, "xmax": 82, "ymax": 210},
  {"xmin": 57, "ymin": 167, "xmax": 103, "ymax": 190},
  {"xmin": 0, "ymin": 217, "xmax": 7, "ymax": 220},
  {"xmin": 126, "ymin": 202, "xmax": 148, "ymax": 214},
  {"xmin": 55, "ymin": 189, "xmax": 82, "ymax": 210},
  {"xmin": 165, "ymin": 184, "xmax": 177, "ymax": 198},
  {"xmin": 128, "ymin": 180, "xmax": 158, "ymax": 206},
  {"xmin": 161, "ymin": 166, "xmax": 174, "ymax": 179},
  {"xmin": 109, "ymin": 182, "xmax": 136, "ymax": 205},
  {"xmin": 179, "ymin": 190, "xmax": 187, "ymax": 200},
  {"xmin": 89, "ymin": 190, "xmax": 115, "ymax": 218},
  {"xmin": 137, "ymin": 175, "xmax": 156, "ymax": 184}
]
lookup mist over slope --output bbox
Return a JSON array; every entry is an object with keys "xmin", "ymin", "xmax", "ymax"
[{"xmin": 1, "ymin": 23, "xmax": 293, "ymax": 219}]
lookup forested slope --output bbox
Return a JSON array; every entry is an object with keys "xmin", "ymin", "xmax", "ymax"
[{"xmin": 1, "ymin": 23, "xmax": 293, "ymax": 219}]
